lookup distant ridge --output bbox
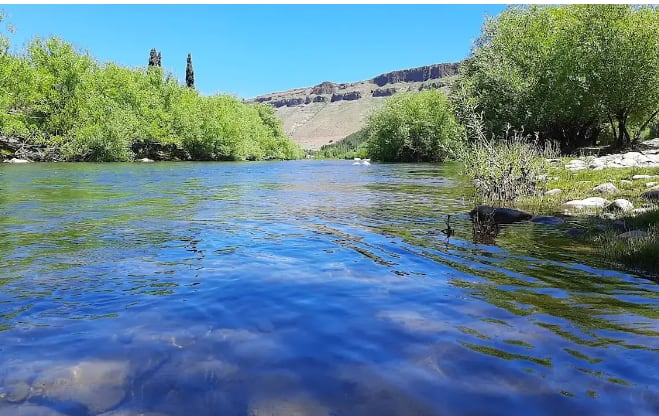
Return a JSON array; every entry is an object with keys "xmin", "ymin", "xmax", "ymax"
[{"xmin": 250, "ymin": 62, "xmax": 460, "ymax": 150}]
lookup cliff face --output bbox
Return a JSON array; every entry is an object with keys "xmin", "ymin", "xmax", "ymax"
[
  {"xmin": 250, "ymin": 61, "xmax": 460, "ymax": 150},
  {"xmin": 371, "ymin": 63, "xmax": 459, "ymax": 87}
]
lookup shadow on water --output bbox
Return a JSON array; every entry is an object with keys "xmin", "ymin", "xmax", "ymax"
[{"xmin": 0, "ymin": 160, "xmax": 658, "ymax": 415}]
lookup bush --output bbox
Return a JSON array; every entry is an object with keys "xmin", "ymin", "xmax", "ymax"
[
  {"xmin": 0, "ymin": 36, "xmax": 301, "ymax": 162},
  {"xmin": 461, "ymin": 126, "xmax": 559, "ymax": 202},
  {"xmin": 365, "ymin": 90, "xmax": 464, "ymax": 162}
]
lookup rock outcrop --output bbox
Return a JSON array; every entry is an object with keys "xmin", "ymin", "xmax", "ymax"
[
  {"xmin": 372, "ymin": 62, "xmax": 459, "ymax": 87},
  {"xmin": 330, "ymin": 91, "xmax": 362, "ymax": 102},
  {"xmin": 311, "ymin": 81, "xmax": 337, "ymax": 95},
  {"xmin": 372, "ymin": 88, "xmax": 397, "ymax": 97}
]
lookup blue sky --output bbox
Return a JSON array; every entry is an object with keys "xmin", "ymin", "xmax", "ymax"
[{"xmin": 1, "ymin": 4, "xmax": 507, "ymax": 98}]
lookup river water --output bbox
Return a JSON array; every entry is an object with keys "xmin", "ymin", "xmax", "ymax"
[{"xmin": 0, "ymin": 160, "xmax": 657, "ymax": 416}]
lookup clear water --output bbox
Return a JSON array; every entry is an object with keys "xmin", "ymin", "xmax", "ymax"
[{"xmin": 0, "ymin": 160, "xmax": 657, "ymax": 416}]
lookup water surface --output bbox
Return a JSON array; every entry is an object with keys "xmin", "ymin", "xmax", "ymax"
[{"xmin": 0, "ymin": 161, "xmax": 657, "ymax": 415}]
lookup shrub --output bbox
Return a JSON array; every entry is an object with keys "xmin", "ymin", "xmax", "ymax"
[
  {"xmin": 461, "ymin": 125, "xmax": 559, "ymax": 202},
  {"xmin": 365, "ymin": 90, "xmax": 464, "ymax": 162}
]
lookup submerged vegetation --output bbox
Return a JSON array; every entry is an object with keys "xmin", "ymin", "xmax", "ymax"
[{"xmin": 0, "ymin": 15, "xmax": 301, "ymax": 162}]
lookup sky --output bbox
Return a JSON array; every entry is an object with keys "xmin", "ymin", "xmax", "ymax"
[{"xmin": 0, "ymin": 4, "xmax": 507, "ymax": 98}]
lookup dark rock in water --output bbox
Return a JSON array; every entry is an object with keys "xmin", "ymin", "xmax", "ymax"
[
  {"xmin": 566, "ymin": 228, "xmax": 586, "ymax": 238},
  {"xmin": 469, "ymin": 205, "xmax": 532, "ymax": 224},
  {"xmin": 641, "ymin": 190, "xmax": 659, "ymax": 200},
  {"xmin": 530, "ymin": 216, "xmax": 565, "ymax": 226}
]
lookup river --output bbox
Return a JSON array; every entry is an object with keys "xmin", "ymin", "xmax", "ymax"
[{"xmin": 0, "ymin": 160, "xmax": 657, "ymax": 415}]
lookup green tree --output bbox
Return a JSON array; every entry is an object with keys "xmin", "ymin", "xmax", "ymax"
[
  {"xmin": 365, "ymin": 90, "xmax": 464, "ymax": 162},
  {"xmin": 455, "ymin": 5, "xmax": 659, "ymax": 150}
]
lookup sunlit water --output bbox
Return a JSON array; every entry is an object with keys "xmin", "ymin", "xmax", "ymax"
[{"xmin": 0, "ymin": 160, "xmax": 657, "ymax": 416}]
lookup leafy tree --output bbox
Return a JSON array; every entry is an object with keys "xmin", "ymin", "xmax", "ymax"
[
  {"xmin": 1, "ymin": 35, "xmax": 301, "ymax": 162},
  {"xmin": 455, "ymin": 5, "xmax": 659, "ymax": 151},
  {"xmin": 366, "ymin": 90, "xmax": 464, "ymax": 162}
]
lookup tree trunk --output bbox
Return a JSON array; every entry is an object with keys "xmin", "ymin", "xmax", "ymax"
[{"xmin": 615, "ymin": 112, "xmax": 631, "ymax": 149}]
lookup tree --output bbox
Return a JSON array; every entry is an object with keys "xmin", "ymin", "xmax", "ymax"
[
  {"xmin": 454, "ymin": 5, "xmax": 659, "ymax": 151},
  {"xmin": 148, "ymin": 48, "xmax": 161, "ymax": 67},
  {"xmin": 186, "ymin": 53, "xmax": 194, "ymax": 89},
  {"xmin": 365, "ymin": 90, "xmax": 464, "ymax": 162}
]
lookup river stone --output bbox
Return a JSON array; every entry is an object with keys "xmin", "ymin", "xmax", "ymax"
[
  {"xmin": 546, "ymin": 158, "xmax": 562, "ymax": 163},
  {"xmin": 531, "ymin": 216, "xmax": 565, "ymax": 225},
  {"xmin": 592, "ymin": 183, "xmax": 618, "ymax": 194},
  {"xmin": 32, "ymin": 360, "xmax": 129, "ymax": 414},
  {"xmin": 469, "ymin": 206, "xmax": 532, "ymax": 224},
  {"xmin": 136, "ymin": 158, "xmax": 154, "ymax": 163},
  {"xmin": 566, "ymin": 228, "xmax": 586, "ymax": 237},
  {"xmin": 632, "ymin": 174, "xmax": 659, "ymax": 180},
  {"xmin": 618, "ymin": 230, "xmax": 649, "ymax": 239},
  {"xmin": 641, "ymin": 190, "xmax": 659, "ymax": 200},
  {"xmin": 605, "ymin": 199, "xmax": 634, "ymax": 213},
  {"xmin": 612, "ymin": 220, "xmax": 626, "ymax": 230},
  {"xmin": 0, "ymin": 404, "xmax": 67, "ymax": 416},
  {"xmin": 622, "ymin": 151, "xmax": 643, "ymax": 160},
  {"xmin": 544, "ymin": 188, "xmax": 562, "ymax": 196},
  {"xmin": 3, "ymin": 158, "xmax": 30, "ymax": 164},
  {"xmin": 566, "ymin": 160, "xmax": 587, "ymax": 171},
  {"xmin": 0, "ymin": 381, "xmax": 30, "ymax": 402},
  {"xmin": 620, "ymin": 180, "xmax": 633, "ymax": 185},
  {"xmin": 619, "ymin": 158, "xmax": 638, "ymax": 167},
  {"xmin": 563, "ymin": 197, "xmax": 608, "ymax": 210}
]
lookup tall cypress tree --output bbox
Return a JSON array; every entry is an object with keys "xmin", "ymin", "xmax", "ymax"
[
  {"xmin": 186, "ymin": 53, "xmax": 194, "ymax": 88},
  {"xmin": 156, "ymin": 52, "xmax": 162, "ymax": 67},
  {"xmin": 148, "ymin": 48, "xmax": 158, "ymax": 66}
]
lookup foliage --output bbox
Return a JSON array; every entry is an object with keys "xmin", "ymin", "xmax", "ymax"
[
  {"xmin": 365, "ymin": 89, "xmax": 464, "ymax": 162},
  {"xmin": 454, "ymin": 4, "xmax": 659, "ymax": 151},
  {"xmin": 315, "ymin": 128, "xmax": 369, "ymax": 159},
  {"xmin": 0, "ymin": 35, "xmax": 300, "ymax": 162},
  {"xmin": 461, "ymin": 127, "xmax": 559, "ymax": 202}
]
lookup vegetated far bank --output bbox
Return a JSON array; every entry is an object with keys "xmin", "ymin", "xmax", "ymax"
[{"xmin": 0, "ymin": 22, "xmax": 302, "ymax": 162}]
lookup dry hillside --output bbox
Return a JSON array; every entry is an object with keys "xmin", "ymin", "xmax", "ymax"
[{"xmin": 249, "ymin": 63, "xmax": 460, "ymax": 150}]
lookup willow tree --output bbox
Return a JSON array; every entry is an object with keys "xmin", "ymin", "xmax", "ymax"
[{"xmin": 455, "ymin": 4, "xmax": 659, "ymax": 150}]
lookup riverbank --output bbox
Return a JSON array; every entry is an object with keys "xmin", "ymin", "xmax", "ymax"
[{"xmin": 489, "ymin": 141, "xmax": 659, "ymax": 276}]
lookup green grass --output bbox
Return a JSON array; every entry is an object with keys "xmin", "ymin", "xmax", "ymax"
[
  {"xmin": 516, "ymin": 164, "xmax": 659, "ymax": 215},
  {"xmin": 513, "ymin": 163, "xmax": 659, "ymax": 276}
]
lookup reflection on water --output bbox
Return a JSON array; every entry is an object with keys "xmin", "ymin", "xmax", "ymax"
[{"xmin": 0, "ymin": 161, "xmax": 657, "ymax": 415}]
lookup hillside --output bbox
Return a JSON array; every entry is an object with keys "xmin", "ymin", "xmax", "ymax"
[{"xmin": 250, "ymin": 63, "xmax": 460, "ymax": 150}]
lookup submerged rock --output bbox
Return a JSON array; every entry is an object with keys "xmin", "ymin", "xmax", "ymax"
[
  {"xmin": 32, "ymin": 360, "xmax": 129, "ymax": 414},
  {"xmin": 530, "ymin": 216, "xmax": 565, "ymax": 225},
  {"xmin": 469, "ymin": 206, "xmax": 532, "ymax": 224}
]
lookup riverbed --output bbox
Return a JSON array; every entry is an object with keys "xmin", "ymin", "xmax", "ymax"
[{"xmin": 0, "ymin": 160, "xmax": 657, "ymax": 415}]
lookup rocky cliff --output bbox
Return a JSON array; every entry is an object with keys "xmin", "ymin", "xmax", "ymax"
[{"xmin": 250, "ymin": 62, "xmax": 460, "ymax": 150}]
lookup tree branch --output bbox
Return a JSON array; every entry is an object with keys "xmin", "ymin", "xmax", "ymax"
[{"xmin": 633, "ymin": 108, "xmax": 659, "ymax": 143}]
